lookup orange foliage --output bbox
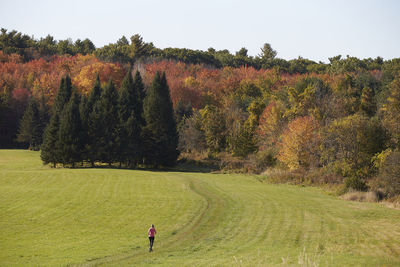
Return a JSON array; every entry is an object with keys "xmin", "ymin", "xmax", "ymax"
[
  {"xmin": 278, "ymin": 116, "xmax": 320, "ymax": 170},
  {"xmin": 257, "ymin": 101, "xmax": 286, "ymax": 150},
  {"xmin": 73, "ymin": 60, "xmax": 125, "ymax": 95},
  {"xmin": 0, "ymin": 53, "xmax": 125, "ymax": 105}
]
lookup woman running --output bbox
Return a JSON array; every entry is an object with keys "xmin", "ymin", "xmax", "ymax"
[{"xmin": 148, "ymin": 224, "xmax": 157, "ymax": 252}]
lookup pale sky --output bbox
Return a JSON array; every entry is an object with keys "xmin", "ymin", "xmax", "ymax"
[{"xmin": 1, "ymin": 0, "xmax": 399, "ymax": 62}]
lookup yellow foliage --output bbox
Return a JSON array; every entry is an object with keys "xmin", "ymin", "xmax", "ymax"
[{"xmin": 278, "ymin": 116, "xmax": 320, "ymax": 170}]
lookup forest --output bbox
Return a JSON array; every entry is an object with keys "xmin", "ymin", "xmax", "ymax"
[{"xmin": 1, "ymin": 28, "xmax": 400, "ymax": 200}]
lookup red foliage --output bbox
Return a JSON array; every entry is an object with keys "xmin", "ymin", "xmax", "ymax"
[{"xmin": 0, "ymin": 53, "xmax": 125, "ymax": 105}]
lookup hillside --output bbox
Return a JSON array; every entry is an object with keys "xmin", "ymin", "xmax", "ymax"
[{"xmin": 1, "ymin": 150, "xmax": 399, "ymax": 266}]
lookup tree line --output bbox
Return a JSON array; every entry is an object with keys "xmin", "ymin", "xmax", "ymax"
[
  {"xmin": 36, "ymin": 70, "xmax": 178, "ymax": 168},
  {"xmin": 2, "ymin": 28, "xmax": 398, "ymax": 74}
]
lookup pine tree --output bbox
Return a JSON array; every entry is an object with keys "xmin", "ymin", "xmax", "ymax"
[
  {"xmin": 125, "ymin": 111, "xmax": 141, "ymax": 167},
  {"xmin": 38, "ymin": 93, "xmax": 50, "ymax": 142},
  {"xmin": 86, "ymin": 75, "xmax": 102, "ymax": 166},
  {"xmin": 118, "ymin": 68, "xmax": 137, "ymax": 166},
  {"xmin": 17, "ymin": 97, "xmax": 41, "ymax": 150},
  {"xmin": 41, "ymin": 75, "xmax": 73, "ymax": 166},
  {"xmin": 58, "ymin": 90, "xmax": 83, "ymax": 167},
  {"xmin": 79, "ymin": 94, "xmax": 88, "ymax": 163},
  {"xmin": 86, "ymin": 74, "xmax": 102, "ymax": 113},
  {"xmin": 142, "ymin": 71, "xmax": 179, "ymax": 167},
  {"xmin": 41, "ymin": 114, "xmax": 60, "ymax": 167},
  {"xmin": 52, "ymin": 75, "xmax": 72, "ymax": 115},
  {"xmin": 133, "ymin": 70, "xmax": 146, "ymax": 125},
  {"xmin": 360, "ymin": 86, "xmax": 376, "ymax": 117},
  {"xmin": 133, "ymin": 70, "xmax": 146, "ymax": 164},
  {"xmin": 97, "ymin": 79, "xmax": 119, "ymax": 166}
]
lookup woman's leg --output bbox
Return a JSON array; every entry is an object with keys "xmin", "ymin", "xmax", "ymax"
[{"xmin": 149, "ymin": 237, "xmax": 154, "ymax": 251}]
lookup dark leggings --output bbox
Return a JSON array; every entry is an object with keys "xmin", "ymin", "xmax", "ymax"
[{"xmin": 149, "ymin": 236, "xmax": 155, "ymax": 251}]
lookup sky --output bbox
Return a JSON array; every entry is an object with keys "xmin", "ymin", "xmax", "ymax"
[{"xmin": 1, "ymin": 0, "xmax": 399, "ymax": 63}]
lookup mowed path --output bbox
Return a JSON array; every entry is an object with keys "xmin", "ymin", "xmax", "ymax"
[{"xmin": 1, "ymin": 150, "xmax": 400, "ymax": 266}]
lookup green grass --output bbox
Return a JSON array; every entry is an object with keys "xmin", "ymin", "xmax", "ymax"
[{"xmin": 1, "ymin": 150, "xmax": 400, "ymax": 266}]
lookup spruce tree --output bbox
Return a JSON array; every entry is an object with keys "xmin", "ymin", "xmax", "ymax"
[
  {"xmin": 97, "ymin": 79, "xmax": 119, "ymax": 166},
  {"xmin": 86, "ymin": 75, "xmax": 102, "ymax": 166},
  {"xmin": 41, "ymin": 75, "xmax": 73, "ymax": 166},
  {"xmin": 53, "ymin": 75, "xmax": 72, "ymax": 115},
  {"xmin": 58, "ymin": 90, "xmax": 83, "ymax": 167},
  {"xmin": 41, "ymin": 114, "xmax": 60, "ymax": 167},
  {"xmin": 142, "ymin": 71, "xmax": 179, "ymax": 167},
  {"xmin": 86, "ymin": 74, "xmax": 102, "ymax": 113},
  {"xmin": 118, "ymin": 68, "xmax": 143, "ymax": 166},
  {"xmin": 133, "ymin": 70, "xmax": 146, "ymax": 125},
  {"xmin": 133, "ymin": 70, "xmax": 146, "ymax": 163},
  {"xmin": 360, "ymin": 86, "xmax": 376, "ymax": 117},
  {"xmin": 17, "ymin": 97, "xmax": 42, "ymax": 150},
  {"xmin": 79, "ymin": 94, "xmax": 88, "ymax": 163},
  {"xmin": 38, "ymin": 93, "xmax": 50, "ymax": 142}
]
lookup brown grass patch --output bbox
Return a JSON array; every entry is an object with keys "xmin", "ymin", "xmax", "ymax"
[{"xmin": 341, "ymin": 191, "xmax": 379, "ymax": 202}]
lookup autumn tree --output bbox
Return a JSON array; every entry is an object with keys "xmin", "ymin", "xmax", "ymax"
[
  {"xmin": 257, "ymin": 100, "xmax": 286, "ymax": 150},
  {"xmin": 373, "ymin": 150, "xmax": 400, "ymax": 198},
  {"xmin": 178, "ymin": 110, "xmax": 206, "ymax": 153},
  {"xmin": 285, "ymin": 77, "xmax": 333, "ymax": 123},
  {"xmin": 320, "ymin": 114, "xmax": 387, "ymax": 179},
  {"xmin": 382, "ymin": 77, "xmax": 400, "ymax": 148},
  {"xmin": 359, "ymin": 86, "xmax": 376, "ymax": 116},
  {"xmin": 229, "ymin": 99, "xmax": 265, "ymax": 157},
  {"xmin": 278, "ymin": 116, "xmax": 320, "ymax": 170},
  {"xmin": 200, "ymin": 105, "xmax": 227, "ymax": 153}
]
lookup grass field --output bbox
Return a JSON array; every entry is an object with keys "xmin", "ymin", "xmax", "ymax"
[{"xmin": 1, "ymin": 150, "xmax": 400, "ymax": 266}]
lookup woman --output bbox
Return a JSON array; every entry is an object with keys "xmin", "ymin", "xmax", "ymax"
[{"xmin": 148, "ymin": 224, "xmax": 157, "ymax": 252}]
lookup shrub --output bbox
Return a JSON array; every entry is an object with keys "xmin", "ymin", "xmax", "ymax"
[
  {"xmin": 344, "ymin": 176, "xmax": 368, "ymax": 192},
  {"xmin": 373, "ymin": 150, "xmax": 400, "ymax": 198}
]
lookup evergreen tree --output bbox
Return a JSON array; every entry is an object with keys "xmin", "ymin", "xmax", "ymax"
[
  {"xmin": 133, "ymin": 70, "xmax": 146, "ymax": 125},
  {"xmin": 125, "ymin": 111, "xmax": 141, "ymax": 166},
  {"xmin": 142, "ymin": 71, "xmax": 179, "ymax": 167},
  {"xmin": 38, "ymin": 93, "xmax": 50, "ymax": 141},
  {"xmin": 360, "ymin": 86, "xmax": 376, "ymax": 116},
  {"xmin": 88, "ymin": 99, "xmax": 103, "ymax": 166},
  {"xmin": 58, "ymin": 90, "xmax": 83, "ymax": 167},
  {"xmin": 86, "ymin": 74, "xmax": 102, "ymax": 112},
  {"xmin": 52, "ymin": 75, "xmax": 72, "ymax": 115},
  {"xmin": 17, "ymin": 97, "xmax": 41, "ymax": 150},
  {"xmin": 41, "ymin": 75, "xmax": 73, "ymax": 166},
  {"xmin": 86, "ymin": 75, "xmax": 102, "ymax": 166},
  {"xmin": 79, "ymin": 94, "xmax": 88, "ymax": 163},
  {"xmin": 97, "ymin": 79, "xmax": 119, "ymax": 165},
  {"xmin": 174, "ymin": 100, "xmax": 193, "ymax": 131},
  {"xmin": 118, "ymin": 68, "xmax": 141, "ymax": 166},
  {"xmin": 41, "ymin": 114, "xmax": 60, "ymax": 167},
  {"xmin": 133, "ymin": 70, "xmax": 146, "ymax": 163}
]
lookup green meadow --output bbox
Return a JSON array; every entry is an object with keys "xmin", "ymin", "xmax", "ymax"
[{"xmin": 1, "ymin": 150, "xmax": 399, "ymax": 266}]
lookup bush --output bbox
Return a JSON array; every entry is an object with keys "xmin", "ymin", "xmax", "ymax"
[
  {"xmin": 344, "ymin": 176, "xmax": 368, "ymax": 192},
  {"xmin": 373, "ymin": 150, "xmax": 400, "ymax": 198}
]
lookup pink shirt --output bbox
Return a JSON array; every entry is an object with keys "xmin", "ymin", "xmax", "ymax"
[{"xmin": 148, "ymin": 227, "xmax": 156, "ymax": 237}]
